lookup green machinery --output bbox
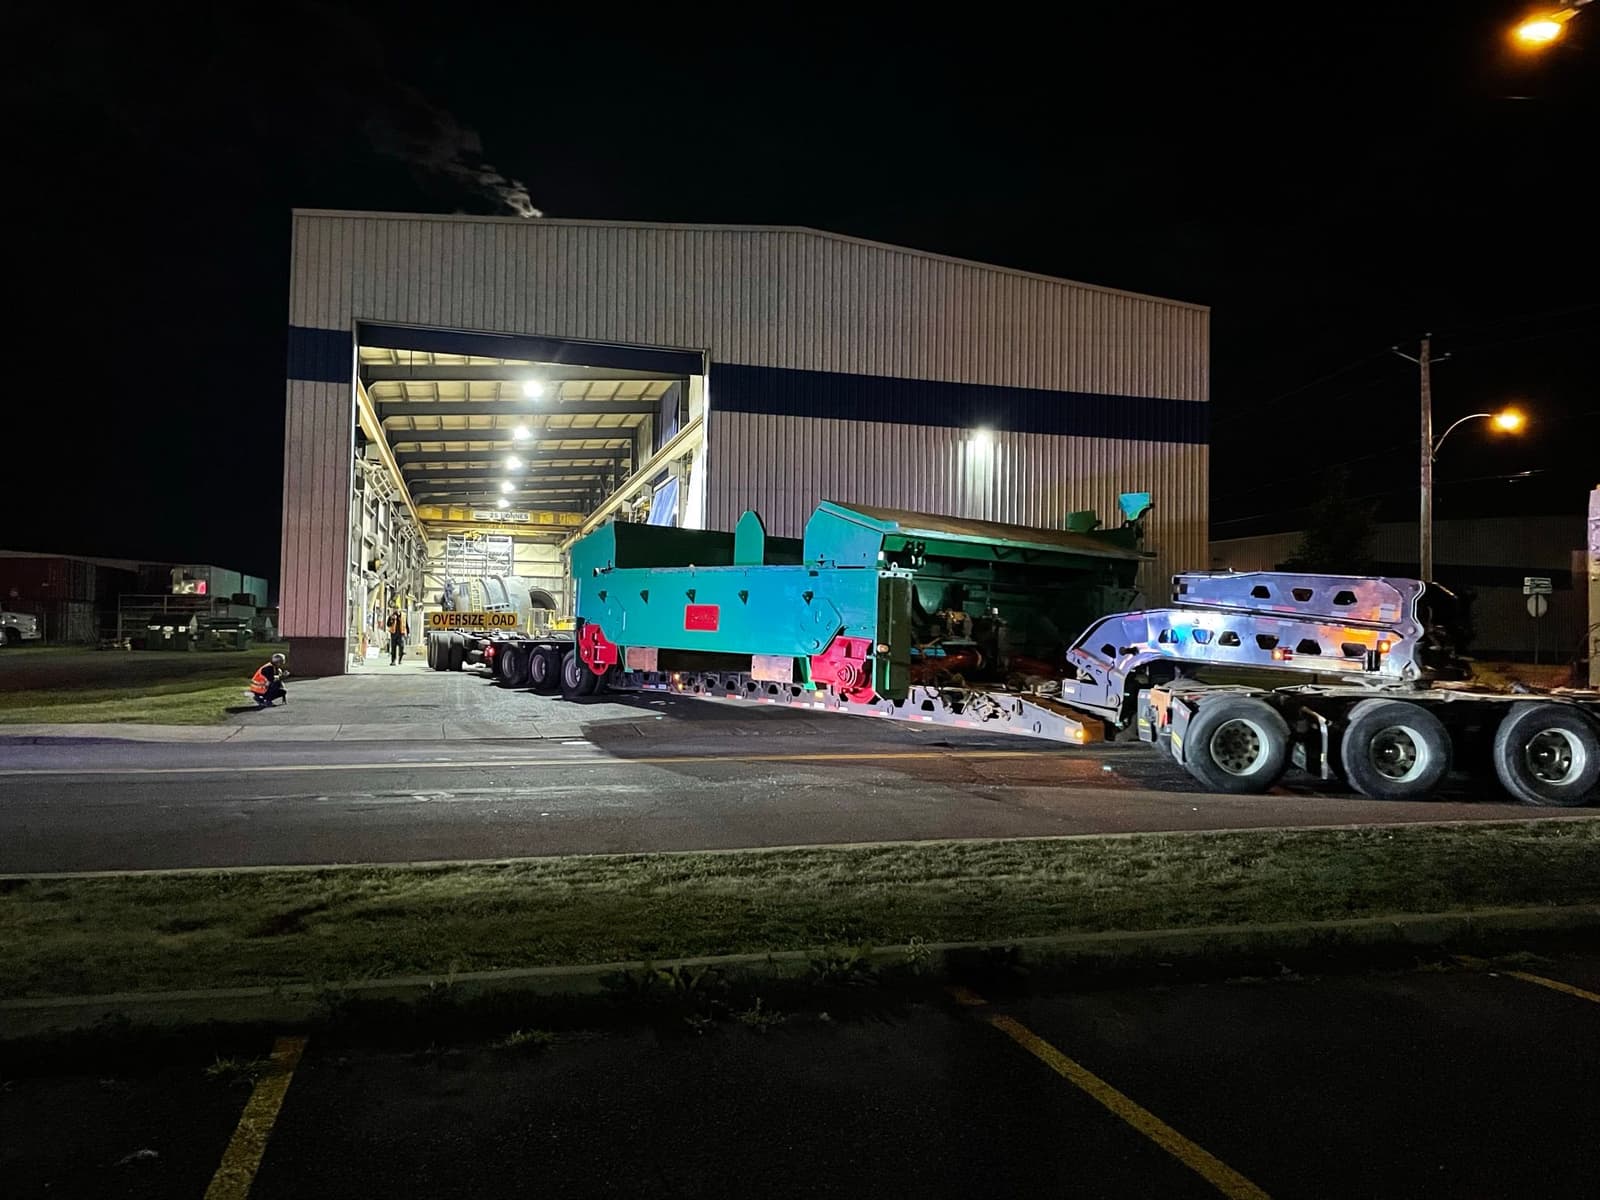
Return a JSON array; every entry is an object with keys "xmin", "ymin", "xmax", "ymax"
[{"xmin": 568, "ymin": 497, "xmax": 1152, "ymax": 734}]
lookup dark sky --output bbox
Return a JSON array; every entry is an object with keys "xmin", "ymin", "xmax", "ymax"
[{"xmin": 10, "ymin": 3, "xmax": 1597, "ymax": 578}]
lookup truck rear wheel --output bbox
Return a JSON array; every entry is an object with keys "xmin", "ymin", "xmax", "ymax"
[
  {"xmin": 427, "ymin": 635, "xmax": 441, "ymax": 670},
  {"xmin": 448, "ymin": 634, "xmax": 465, "ymax": 672},
  {"xmin": 1180, "ymin": 696, "xmax": 1290, "ymax": 794},
  {"xmin": 561, "ymin": 649, "xmax": 600, "ymax": 698},
  {"xmin": 1491, "ymin": 703, "xmax": 1600, "ymax": 807},
  {"xmin": 529, "ymin": 646, "xmax": 560, "ymax": 694},
  {"xmin": 1340, "ymin": 699, "xmax": 1452, "ymax": 801}
]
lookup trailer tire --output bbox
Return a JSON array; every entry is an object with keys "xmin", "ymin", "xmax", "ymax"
[
  {"xmin": 501, "ymin": 645, "xmax": 531, "ymax": 689},
  {"xmin": 448, "ymin": 635, "xmax": 465, "ymax": 672},
  {"xmin": 425, "ymin": 635, "xmax": 437, "ymax": 670},
  {"xmin": 528, "ymin": 646, "xmax": 560, "ymax": 694},
  {"xmin": 560, "ymin": 649, "xmax": 599, "ymax": 698},
  {"xmin": 1340, "ymin": 699, "xmax": 1452, "ymax": 801},
  {"xmin": 1491, "ymin": 703, "xmax": 1600, "ymax": 807},
  {"xmin": 1180, "ymin": 697, "xmax": 1291, "ymax": 794}
]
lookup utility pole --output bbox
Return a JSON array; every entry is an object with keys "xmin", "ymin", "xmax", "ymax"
[
  {"xmin": 1418, "ymin": 336, "xmax": 1433, "ymax": 581},
  {"xmin": 1393, "ymin": 336, "xmax": 1448, "ymax": 581}
]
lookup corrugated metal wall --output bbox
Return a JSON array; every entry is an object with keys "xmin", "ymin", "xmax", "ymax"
[
  {"xmin": 289, "ymin": 213, "xmax": 1206, "ymax": 399},
  {"xmin": 286, "ymin": 211, "xmax": 1210, "ymax": 639},
  {"xmin": 280, "ymin": 380, "xmax": 354, "ymax": 638},
  {"xmin": 710, "ymin": 412, "xmax": 1205, "ymax": 601}
]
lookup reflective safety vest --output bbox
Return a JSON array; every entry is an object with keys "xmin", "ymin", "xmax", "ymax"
[{"xmin": 249, "ymin": 666, "xmax": 271, "ymax": 695}]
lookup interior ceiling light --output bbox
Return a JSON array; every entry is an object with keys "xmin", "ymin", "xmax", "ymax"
[
  {"xmin": 511, "ymin": 425, "xmax": 531, "ymax": 441},
  {"xmin": 505, "ymin": 455, "xmax": 523, "ymax": 470},
  {"xmin": 500, "ymin": 480, "xmax": 515, "ymax": 494},
  {"xmin": 496, "ymin": 498, "xmax": 510, "ymax": 509},
  {"xmin": 522, "ymin": 380, "xmax": 545, "ymax": 399}
]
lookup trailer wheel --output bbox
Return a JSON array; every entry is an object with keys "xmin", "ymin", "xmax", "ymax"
[
  {"xmin": 1340, "ymin": 700, "xmax": 1452, "ymax": 801},
  {"xmin": 1180, "ymin": 697, "xmax": 1290, "ymax": 793},
  {"xmin": 448, "ymin": 634, "xmax": 465, "ymax": 672},
  {"xmin": 502, "ymin": 646, "xmax": 532, "ymax": 689},
  {"xmin": 425, "ymin": 635, "xmax": 438, "ymax": 670},
  {"xmin": 560, "ymin": 649, "xmax": 599, "ymax": 698},
  {"xmin": 529, "ymin": 647, "xmax": 560, "ymax": 694},
  {"xmin": 1491, "ymin": 703, "xmax": 1600, "ymax": 807}
]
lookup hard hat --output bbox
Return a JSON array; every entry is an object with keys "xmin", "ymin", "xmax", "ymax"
[{"xmin": 271, "ymin": 653, "xmax": 286, "ymax": 665}]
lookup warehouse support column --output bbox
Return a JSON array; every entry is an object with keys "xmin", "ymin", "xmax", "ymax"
[{"xmin": 281, "ymin": 327, "xmax": 357, "ymax": 678}]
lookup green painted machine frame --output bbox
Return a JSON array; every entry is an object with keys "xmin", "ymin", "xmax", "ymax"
[{"xmin": 569, "ymin": 499, "xmax": 1151, "ymax": 701}]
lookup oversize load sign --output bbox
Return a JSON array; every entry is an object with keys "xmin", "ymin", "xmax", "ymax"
[{"xmin": 426, "ymin": 611, "xmax": 518, "ymax": 631}]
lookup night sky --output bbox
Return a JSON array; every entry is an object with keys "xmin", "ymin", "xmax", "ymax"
[{"xmin": 10, "ymin": 3, "xmax": 1596, "ymax": 579}]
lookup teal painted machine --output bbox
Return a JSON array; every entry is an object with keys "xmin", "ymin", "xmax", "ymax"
[{"xmin": 569, "ymin": 498, "xmax": 1151, "ymax": 705}]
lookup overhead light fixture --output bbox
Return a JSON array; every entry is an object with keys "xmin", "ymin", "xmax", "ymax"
[
  {"xmin": 511, "ymin": 425, "xmax": 531, "ymax": 441},
  {"xmin": 505, "ymin": 455, "xmax": 523, "ymax": 470},
  {"xmin": 522, "ymin": 380, "xmax": 545, "ymax": 399},
  {"xmin": 971, "ymin": 427, "xmax": 994, "ymax": 446},
  {"xmin": 500, "ymin": 480, "xmax": 515, "ymax": 494},
  {"xmin": 496, "ymin": 498, "xmax": 510, "ymax": 509}
]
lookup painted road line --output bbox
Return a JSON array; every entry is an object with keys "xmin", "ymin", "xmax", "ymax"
[
  {"xmin": 1456, "ymin": 955, "xmax": 1600, "ymax": 1005},
  {"xmin": 0, "ymin": 748, "xmax": 1059, "ymax": 778},
  {"xmin": 955, "ymin": 988, "xmax": 1269, "ymax": 1199},
  {"xmin": 203, "ymin": 1034, "xmax": 308, "ymax": 1200}
]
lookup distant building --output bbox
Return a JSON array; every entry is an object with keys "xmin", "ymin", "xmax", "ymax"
[
  {"xmin": 0, "ymin": 552, "xmax": 272, "ymax": 644},
  {"xmin": 1210, "ymin": 514, "xmax": 1587, "ymax": 663}
]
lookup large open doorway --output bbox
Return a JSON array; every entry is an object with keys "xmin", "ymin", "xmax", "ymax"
[{"xmin": 344, "ymin": 324, "xmax": 707, "ymax": 670}]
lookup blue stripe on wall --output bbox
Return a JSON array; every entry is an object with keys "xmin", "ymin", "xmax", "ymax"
[
  {"xmin": 356, "ymin": 324, "xmax": 703, "ymax": 377},
  {"xmin": 709, "ymin": 363, "xmax": 1209, "ymax": 445},
  {"xmin": 287, "ymin": 326, "xmax": 354, "ymax": 384}
]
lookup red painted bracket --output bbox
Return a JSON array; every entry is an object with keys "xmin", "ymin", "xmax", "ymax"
[{"xmin": 808, "ymin": 635, "xmax": 876, "ymax": 702}]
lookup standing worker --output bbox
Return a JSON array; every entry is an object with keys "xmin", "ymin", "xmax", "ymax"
[
  {"xmin": 249, "ymin": 653, "xmax": 289, "ymax": 707},
  {"xmin": 386, "ymin": 606, "xmax": 408, "ymax": 665}
]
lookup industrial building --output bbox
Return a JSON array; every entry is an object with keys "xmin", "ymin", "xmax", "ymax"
[
  {"xmin": 282, "ymin": 211, "xmax": 1210, "ymax": 675},
  {"xmin": 0, "ymin": 553, "xmax": 271, "ymax": 645}
]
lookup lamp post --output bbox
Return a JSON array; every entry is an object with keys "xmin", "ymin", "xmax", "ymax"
[
  {"xmin": 1512, "ymin": 1, "xmax": 1590, "ymax": 47},
  {"xmin": 1422, "ymin": 405, "xmax": 1526, "ymax": 580}
]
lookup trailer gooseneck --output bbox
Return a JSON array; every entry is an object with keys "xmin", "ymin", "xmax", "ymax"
[{"xmin": 561, "ymin": 502, "xmax": 1599, "ymax": 808}]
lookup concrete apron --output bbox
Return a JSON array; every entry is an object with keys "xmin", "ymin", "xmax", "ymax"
[{"xmin": 5, "ymin": 904, "xmax": 1598, "ymax": 1037}]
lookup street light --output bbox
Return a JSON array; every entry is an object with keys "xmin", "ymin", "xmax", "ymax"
[
  {"xmin": 1422, "ymin": 407, "xmax": 1528, "ymax": 579},
  {"xmin": 1511, "ymin": 1, "xmax": 1589, "ymax": 48}
]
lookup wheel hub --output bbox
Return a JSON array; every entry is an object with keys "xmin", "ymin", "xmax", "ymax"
[
  {"xmin": 1369, "ymin": 725, "xmax": 1425, "ymax": 782},
  {"xmin": 1524, "ymin": 729, "xmax": 1581, "ymax": 784},
  {"xmin": 1210, "ymin": 719, "xmax": 1265, "ymax": 776}
]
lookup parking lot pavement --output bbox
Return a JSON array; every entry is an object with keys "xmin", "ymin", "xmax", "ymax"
[{"xmin": 6, "ymin": 954, "xmax": 1596, "ymax": 1199}]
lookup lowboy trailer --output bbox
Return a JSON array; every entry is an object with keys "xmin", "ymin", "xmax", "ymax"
[{"xmin": 561, "ymin": 502, "xmax": 1599, "ymax": 807}]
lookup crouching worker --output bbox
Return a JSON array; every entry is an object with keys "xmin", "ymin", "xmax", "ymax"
[{"xmin": 249, "ymin": 652, "xmax": 289, "ymax": 707}]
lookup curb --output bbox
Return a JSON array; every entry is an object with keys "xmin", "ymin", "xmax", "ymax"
[{"xmin": 5, "ymin": 904, "xmax": 1598, "ymax": 1037}]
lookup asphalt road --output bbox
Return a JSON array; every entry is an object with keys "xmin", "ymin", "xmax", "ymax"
[
  {"xmin": 6, "ymin": 953, "xmax": 1598, "ymax": 1198},
  {"xmin": 4, "ymin": 695, "xmax": 1593, "ymax": 872}
]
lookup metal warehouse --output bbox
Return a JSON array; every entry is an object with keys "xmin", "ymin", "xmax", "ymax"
[{"xmin": 281, "ymin": 210, "xmax": 1209, "ymax": 674}]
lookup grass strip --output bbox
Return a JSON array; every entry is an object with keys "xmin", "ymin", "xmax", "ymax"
[
  {"xmin": 0, "ymin": 682, "xmax": 248, "ymax": 725},
  {"xmin": 3, "ymin": 821, "xmax": 1597, "ymax": 1001}
]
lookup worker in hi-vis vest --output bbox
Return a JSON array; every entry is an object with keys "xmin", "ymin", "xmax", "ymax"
[
  {"xmin": 386, "ymin": 607, "xmax": 409, "ymax": 665},
  {"xmin": 249, "ymin": 653, "xmax": 288, "ymax": 707}
]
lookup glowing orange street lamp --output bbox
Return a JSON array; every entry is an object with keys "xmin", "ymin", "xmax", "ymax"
[
  {"xmin": 1422, "ymin": 407, "xmax": 1529, "ymax": 577},
  {"xmin": 1512, "ymin": 2, "xmax": 1589, "ymax": 49}
]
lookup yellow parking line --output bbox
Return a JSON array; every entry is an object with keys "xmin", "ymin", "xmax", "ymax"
[
  {"xmin": 203, "ymin": 1035, "xmax": 308, "ymax": 1200},
  {"xmin": 953, "ymin": 988, "xmax": 1269, "ymax": 1199},
  {"xmin": 1500, "ymin": 969, "xmax": 1600, "ymax": 1005},
  {"xmin": 1455, "ymin": 956, "xmax": 1600, "ymax": 1005}
]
